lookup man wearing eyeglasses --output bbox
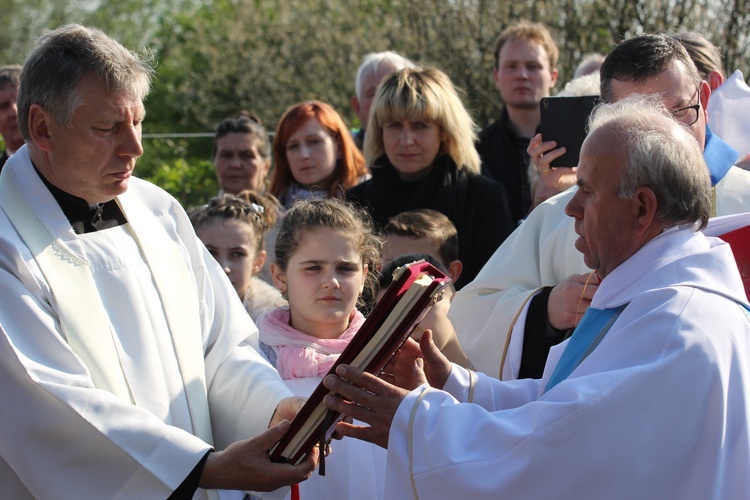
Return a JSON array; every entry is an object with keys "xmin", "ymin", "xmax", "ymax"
[{"xmin": 449, "ymin": 34, "xmax": 750, "ymax": 381}]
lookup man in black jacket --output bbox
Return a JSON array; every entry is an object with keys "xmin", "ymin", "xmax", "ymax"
[{"xmin": 477, "ymin": 21, "xmax": 558, "ymax": 224}]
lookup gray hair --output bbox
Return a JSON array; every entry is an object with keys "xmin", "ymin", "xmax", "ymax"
[
  {"xmin": 573, "ymin": 53, "xmax": 605, "ymax": 79},
  {"xmin": 18, "ymin": 24, "xmax": 153, "ymax": 142},
  {"xmin": 588, "ymin": 94, "xmax": 711, "ymax": 230},
  {"xmin": 556, "ymin": 72, "xmax": 601, "ymax": 97},
  {"xmin": 355, "ymin": 51, "xmax": 415, "ymax": 99}
]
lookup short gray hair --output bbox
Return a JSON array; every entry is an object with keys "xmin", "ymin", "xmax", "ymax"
[
  {"xmin": 588, "ymin": 94, "xmax": 711, "ymax": 230},
  {"xmin": 355, "ymin": 51, "xmax": 415, "ymax": 99},
  {"xmin": 573, "ymin": 53, "xmax": 605, "ymax": 79},
  {"xmin": 556, "ymin": 72, "xmax": 600, "ymax": 97},
  {"xmin": 18, "ymin": 24, "xmax": 153, "ymax": 142}
]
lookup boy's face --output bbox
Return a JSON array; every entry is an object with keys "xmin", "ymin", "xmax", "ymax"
[{"xmin": 382, "ymin": 234, "xmax": 444, "ymax": 269}]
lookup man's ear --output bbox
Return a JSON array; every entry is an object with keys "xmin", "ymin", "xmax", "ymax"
[
  {"xmin": 270, "ymin": 262, "xmax": 286, "ymax": 292},
  {"xmin": 492, "ymin": 67, "xmax": 502, "ymax": 91},
  {"xmin": 699, "ymin": 80, "xmax": 711, "ymax": 114},
  {"xmin": 706, "ymin": 70, "xmax": 724, "ymax": 92},
  {"xmin": 633, "ymin": 187, "xmax": 659, "ymax": 236},
  {"xmin": 28, "ymin": 104, "xmax": 53, "ymax": 152},
  {"xmin": 447, "ymin": 260, "xmax": 463, "ymax": 284},
  {"xmin": 549, "ymin": 67, "xmax": 559, "ymax": 88}
]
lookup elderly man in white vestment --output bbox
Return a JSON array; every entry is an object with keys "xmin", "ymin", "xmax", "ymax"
[
  {"xmin": 0, "ymin": 25, "xmax": 318, "ymax": 499},
  {"xmin": 322, "ymin": 95, "xmax": 750, "ymax": 499},
  {"xmin": 449, "ymin": 33, "xmax": 750, "ymax": 380}
]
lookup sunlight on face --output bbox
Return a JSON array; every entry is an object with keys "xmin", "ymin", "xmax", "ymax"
[
  {"xmin": 382, "ymin": 118, "xmax": 441, "ymax": 181},
  {"xmin": 272, "ymin": 227, "xmax": 366, "ymax": 339},
  {"xmin": 285, "ymin": 119, "xmax": 339, "ymax": 188},
  {"xmin": 214, "ymin": 133, "xmax": 269, "ymax": 194}
]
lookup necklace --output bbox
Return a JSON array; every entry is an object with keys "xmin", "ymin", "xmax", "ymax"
[{"xmin": 574, "ymin": 271, "xmax": 599, "ymax": 328}]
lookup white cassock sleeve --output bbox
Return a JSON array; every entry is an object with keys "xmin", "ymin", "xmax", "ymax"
[
  {"xmin": 386, "ymin": 287, "xmax": 750, "ymax": 499},
  {"xmin": 0, "ymin": 322, "xmax": 211, "ymax": 498},
  {"xmin": 448, "ymin": 187, "xmax": 589, "ymax": 379}
]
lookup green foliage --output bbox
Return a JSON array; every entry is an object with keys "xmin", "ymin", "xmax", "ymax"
[
  {"xmin": 138, "ymin": 156, "xmax": 217, "ymax": 209},
  {"xmin": 1, "ymin": 0, "xmax": 749, "ymax": 205},
  {"xmin": 137, "ymin": 136, "xmax": 218, "ymax": 208}
]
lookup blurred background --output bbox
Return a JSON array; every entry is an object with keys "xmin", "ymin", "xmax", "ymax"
[{"xmin": 1, "ymin": 0, "xmax": 747, "ymax": 206}]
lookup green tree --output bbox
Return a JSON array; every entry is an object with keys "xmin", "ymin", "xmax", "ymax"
[{"xmin": 1, "ymin": 0, "xmax": 749, "ymax": 206}]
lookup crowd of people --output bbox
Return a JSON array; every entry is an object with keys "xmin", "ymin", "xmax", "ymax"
[{"xmin": 0, "ymin": 19, "xmax": 749, "ymax": 500}]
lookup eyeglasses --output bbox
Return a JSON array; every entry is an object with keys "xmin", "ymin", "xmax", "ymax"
[{"xmin": 670, "ymin": 88, "xmax": 701, "ymax": 126}]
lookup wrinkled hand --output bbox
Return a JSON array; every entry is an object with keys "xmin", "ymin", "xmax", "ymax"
[
  {"xmin": 199, "ymin": 420, "xmax": 319, "ymax": 492},
  {"xmin": 269, "ymin": 396, "xmax": 307, "ymax": 428},
  {"xmin": 323, "ymin": 357, "xmax": 427, "ymax": 449},
  {"xmin": 547, "ymin": 272, "xmax": 599, "ymax": 330},
  {"xmin": 392, "ymin": 330, "xmax": 452, "ymax": 390},
  {"xmin": 528, "ymin": 133, "xmax": 577, "ymax": 209}
]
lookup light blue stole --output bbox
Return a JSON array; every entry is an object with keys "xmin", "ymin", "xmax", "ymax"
[
  {"xmin": 544, "ymin": 304, "xmax": 627, "ymax": 393},
  {"xmin": 703, "ymin": 126, "xmax": 738, "ymax": 186}
]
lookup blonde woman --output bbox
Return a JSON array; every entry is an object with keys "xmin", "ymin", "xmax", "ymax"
[{"xmin": 347, "ymin": 67, "xmax": 514, "ymax": 288}]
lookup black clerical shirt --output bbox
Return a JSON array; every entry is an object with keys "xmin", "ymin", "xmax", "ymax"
[{"xmin": 37, "ymin": 169, "xmax": 127, "ymax": 234}]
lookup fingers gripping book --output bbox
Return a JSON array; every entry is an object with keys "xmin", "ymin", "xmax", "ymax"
[{"xmin": 268, "ymin": 260, "xmax": 450, "ymax": 467}]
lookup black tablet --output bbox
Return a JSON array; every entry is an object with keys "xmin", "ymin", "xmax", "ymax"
[{"xmin": 540, "ymin": 95, "xmax": 601, "ymax": 168}]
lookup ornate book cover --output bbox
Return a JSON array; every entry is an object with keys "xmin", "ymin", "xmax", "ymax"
[{"xmin": 268, "ymin": 260, "xmax": 450, "ymax": 466}]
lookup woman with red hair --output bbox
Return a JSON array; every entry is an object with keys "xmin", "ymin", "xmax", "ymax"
[{"xmin": 270, "ymin": 101, "xmax": 368, "ymax": 208}]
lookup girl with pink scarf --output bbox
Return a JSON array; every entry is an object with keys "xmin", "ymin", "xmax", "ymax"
[{"xmin": 257, "ymin": 197, "xmax": 387, "ymax": 500}]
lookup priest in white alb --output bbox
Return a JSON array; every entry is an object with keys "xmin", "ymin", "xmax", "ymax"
[
  {"xmin": 0, "ymin": 25, "xmax": 317, "ymax": 499},
  {"xmin": 322, "ymin": 95, "xmax": 750, "ymax": 499}
]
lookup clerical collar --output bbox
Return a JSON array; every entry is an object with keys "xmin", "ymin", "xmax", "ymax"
[
  {"xmin": 704, "ymin": 125, "xmax": 738, "ymax": 186},
  {"xmin": 35, "ymin": 166, "xmax": 127, "ymax": 234}
]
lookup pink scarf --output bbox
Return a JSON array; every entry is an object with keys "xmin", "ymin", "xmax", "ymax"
[{"xmin": 257, "ymin": 308, "xmax": 365, "ymax": 380}]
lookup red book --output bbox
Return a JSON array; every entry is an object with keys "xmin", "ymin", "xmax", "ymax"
[
  {"xmin": 719, "ymin": 223, "xmax": 750, "ymax": 299},
  {"xmin": 268, "ymin": 260, "xmax": 450, "ymax": 465}
]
